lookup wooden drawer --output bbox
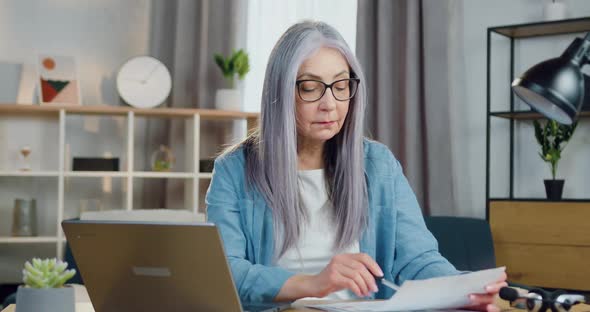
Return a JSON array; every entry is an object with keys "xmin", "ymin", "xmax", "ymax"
[{"xmin": 489, "ymin": 201, "xmax": 590, "ymax": 290}]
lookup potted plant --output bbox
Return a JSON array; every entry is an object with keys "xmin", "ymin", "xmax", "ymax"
[
  {"xmin": 214, "ymin": 49, "xmax": 249, "ymax": 111},
  {"xmin": 15, "ymin": 258, "xmax": 77, "ymax": 312},
  {"xmin": 533, "ymin": 119, "xmax": 577, "ymax": 200}
]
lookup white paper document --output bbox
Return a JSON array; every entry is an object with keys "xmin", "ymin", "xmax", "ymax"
[{"xmin": 300, "ymin": 267, "xmax": 506, "ymax": 312}]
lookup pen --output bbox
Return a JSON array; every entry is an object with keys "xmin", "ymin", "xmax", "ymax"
[{"xmin": 374, "ymin": 275, "xmax": 400, "ymax": 291}]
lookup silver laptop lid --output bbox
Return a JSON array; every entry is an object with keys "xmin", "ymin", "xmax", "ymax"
[{"xmin": 62, "ymin": 220, "xmax": 243, "ymax": 312}]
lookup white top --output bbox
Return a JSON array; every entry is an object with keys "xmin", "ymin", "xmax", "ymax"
[{"xmin": 276, "ymin": 169, "xmax": 360, "ymax": 300}]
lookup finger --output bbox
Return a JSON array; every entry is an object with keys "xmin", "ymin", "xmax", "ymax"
[
  {"xmin": 485, "ymin": 281, "xmax": 508, "ymax": 294},
  {"xmin": 495, "ymin": 272, "xmax": 507, "ymax": 283},
  {"xmin": 486, "ymin": 303, "xmax": 500, "ymax": 312},
  {"xmin": 335, "ymin": 271, "xmax": 363, "ymax": 298},
  {"xmin": 343, "ymin": 260, "xmax": 379, "ymax": 293},
  {"xmin": 350, "ymin": 253, "xmax": 384, "ymax": 277},
  {"xmin": 337, "ymin": 263, "xmax": 372, "ymax": 297},
  {"xmin": 469, "ymin": 294, "xmax": 495, "ymax": 305}
]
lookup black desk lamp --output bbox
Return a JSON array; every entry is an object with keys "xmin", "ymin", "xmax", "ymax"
[{"xmin": 512, "ymin": 32, "xmax": 590, "ymax": 124}]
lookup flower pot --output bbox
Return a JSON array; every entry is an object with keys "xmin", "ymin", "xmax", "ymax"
[
  {"xmin": 544, "ymin": 179, "xmax": 565, "ymax": 201},
  {"xmin": 16, "ymin": 286, "xmax": 75, "ymax": 312},
  {"xmin": 215, "ymin": 89, "xmax": 241, "ymax": 111}
]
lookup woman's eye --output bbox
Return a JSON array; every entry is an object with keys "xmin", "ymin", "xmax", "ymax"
[{"xmin": 300, "ymin": 82, "xmax": 319, "ymax": 92}]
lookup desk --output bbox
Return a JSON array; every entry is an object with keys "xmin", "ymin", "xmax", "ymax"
[
  {"xmin": 0, "ymin": 303, "xmax": 319, "ymax": 312},
  {"xmin": 4, "ymin": 302, "xmax": 590, "ymax": 312}
]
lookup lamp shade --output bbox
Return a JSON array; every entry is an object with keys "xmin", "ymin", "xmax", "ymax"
[{"xmin": 511, "ymin": 35, "xmax": 590, "ymax": 125}]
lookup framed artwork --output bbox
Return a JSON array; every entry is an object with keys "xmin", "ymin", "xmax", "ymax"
[{"xmin": 38, "ymin": 55, "xmax": 81, "ymax": 105}]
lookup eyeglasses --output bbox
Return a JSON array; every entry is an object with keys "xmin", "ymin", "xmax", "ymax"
[{"xmin": 295, "ymin": 78, "xmax": 360, "ymax": 102}]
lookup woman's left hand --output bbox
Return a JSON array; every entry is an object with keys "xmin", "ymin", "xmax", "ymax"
[{"xmin": 464, "ymin": 272, "xmax": 508, "ymax": 312}]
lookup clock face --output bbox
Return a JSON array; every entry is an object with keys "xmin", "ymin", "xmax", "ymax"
[{"xmin": 116, "ymin": 56, "xmax": 172, "ymax": 108}]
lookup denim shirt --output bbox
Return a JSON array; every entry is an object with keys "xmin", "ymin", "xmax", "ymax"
[{"xmin": 205, "ymin": 139, "xmax": 459, "ymax": 303}]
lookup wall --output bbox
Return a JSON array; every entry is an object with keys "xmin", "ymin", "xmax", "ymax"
[
  {"xmin": 456, "ymin": 0, "xmax": 590, "ymax": 218},
  {"xmin": 0, "ymin": 0, "xmax": 152, "ymax": 283}
]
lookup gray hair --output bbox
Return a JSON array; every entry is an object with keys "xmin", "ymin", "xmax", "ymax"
[{"xmin": 237, "ymin": 21, "xmax": 368, "ymax": 258}]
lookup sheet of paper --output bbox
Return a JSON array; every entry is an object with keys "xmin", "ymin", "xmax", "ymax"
[{"xmin": 301, "ymin": 267, "xmax": 506, "ymax": 312}]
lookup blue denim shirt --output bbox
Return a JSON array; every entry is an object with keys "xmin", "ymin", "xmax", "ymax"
[{"xmin": 205, "ymin": 139, "xmax": 459, "ymax": 303}]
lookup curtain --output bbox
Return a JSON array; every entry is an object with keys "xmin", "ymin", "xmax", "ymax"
[
  {"xmin": 138, "ymin": 0, "xmax": 244, "ymax": 209},
  {"xmin": 356, "ymin": 0, "xmax": 465, "ymax": 216}
]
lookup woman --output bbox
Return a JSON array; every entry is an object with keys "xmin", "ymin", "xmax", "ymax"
[{"xmin": 206, "ymin": 21, "xmax": 506, "ymax": 311}]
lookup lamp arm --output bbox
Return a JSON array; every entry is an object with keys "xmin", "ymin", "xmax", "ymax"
[{"xmin": 580, "ymin": 32, "xmax": 590, "ymax": 66}]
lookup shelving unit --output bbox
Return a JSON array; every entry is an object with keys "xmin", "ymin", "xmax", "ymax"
[
  {"xmin": 485, "ymin": 17, "xmax": 590, "ymax": 291},
  {"xmin": 485, "ymin": 17, "xmax": 590, "ymax": 216},
  {"xmin": 0, "ymin": 103, "xmax": 258, "ymax": 262}
]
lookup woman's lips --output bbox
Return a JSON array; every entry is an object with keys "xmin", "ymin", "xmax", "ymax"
[{"xmin": 315, "ymin": 121, "xmax": 336, "ymax": 125}]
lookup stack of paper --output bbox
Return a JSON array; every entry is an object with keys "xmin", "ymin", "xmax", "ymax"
[{"xmin": 299, "ymin": 267, "xmax": 506, "ymax": 312}]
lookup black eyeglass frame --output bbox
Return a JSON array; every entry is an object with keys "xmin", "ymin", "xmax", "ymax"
[{"xmin": 295, "ymin": 77, "xmax": 361, "ymax": 102}]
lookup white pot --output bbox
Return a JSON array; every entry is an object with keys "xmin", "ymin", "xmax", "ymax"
[
  {"xmin": 16, "ymin": 286, "xmax": 75, "ymax": 312},
  {"xmin": 215, "ymin": 89, "xmax": 241, "ymax": 111},
  {"xmin": 543, "ymin": 1, "xmax": 567, "ymax": 21}
]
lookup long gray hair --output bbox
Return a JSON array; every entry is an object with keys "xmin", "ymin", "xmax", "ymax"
[{"xmin": 239, "ymin": 21, "xmax": 368, "ymax": 258}]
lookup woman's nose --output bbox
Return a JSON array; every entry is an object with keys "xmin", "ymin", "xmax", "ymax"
[{"xmin": 318, "ymin": 88, "xmax": 337, "ymax": 110}]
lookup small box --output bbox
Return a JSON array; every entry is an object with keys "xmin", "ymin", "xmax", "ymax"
[
  {"xmin": 199, "ymin": 159, "xmax": 215, "ymax": 173},
  {"xmin": 72, "ymin": 158, "xmax": 119, "ymax": 171}
]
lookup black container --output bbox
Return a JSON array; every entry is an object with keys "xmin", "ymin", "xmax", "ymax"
[
  {"xmin": 72, "ymin": 157, "xmax": 119, "ymax": 171},
  {"xmin": 544, "ymin": 179, "xmax": 565, "ymax": 201}
]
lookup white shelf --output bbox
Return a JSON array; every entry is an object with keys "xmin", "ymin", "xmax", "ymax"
[
  {"xmin": 198, "ymin": 172, "xmax": 213, "ymax": 179},
  {"xmin": 0, "ymin": 171, "xmax": 59, "ymax": 177},
  {"xmin": 133, "ymin": 172, "xmax": 195, "ymax": 178},
  {"xmin": 0, "ymin": 236, "xmax": 60, "ymax": 243},
  {"xmin": 0, "ymin": 107, "xmax": 255, "ymax": 266},
  {"xmin": 64, "ymin": 171, "xmax": 127, "ymax": 178}
]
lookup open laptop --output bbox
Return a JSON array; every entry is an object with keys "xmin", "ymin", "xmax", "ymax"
[{"xmin": 62, "ymin": 220, "xmax": 288, "ymax": 312}]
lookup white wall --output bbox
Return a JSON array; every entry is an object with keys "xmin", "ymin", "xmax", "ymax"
[
  {"xmin": 0, "ymin": 0, "xmax": 152, "ymax": 283},
  {"xmin": 456, "ymin": 0, "xmax": 590, "ymax": 218}
]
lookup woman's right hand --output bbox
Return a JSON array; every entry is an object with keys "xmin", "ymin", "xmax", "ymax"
[{"xmin": 309, "ymin": 253, "xmax": 384, "ymax": 298}]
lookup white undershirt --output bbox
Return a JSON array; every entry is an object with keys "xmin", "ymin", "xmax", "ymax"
[{"xmin": 276, "ymin": 169, "xmax": 360, "ymax": 300}]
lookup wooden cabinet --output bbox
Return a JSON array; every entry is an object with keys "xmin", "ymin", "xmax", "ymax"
[{"xmin": 490, "ymin": 200, "xmax": 590, "ymax": 291}]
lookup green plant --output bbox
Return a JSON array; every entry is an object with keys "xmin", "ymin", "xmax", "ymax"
[
  {"xmin": 22, "ymin": 258, "xmax": 76, "ymax": 288},
  {"xmin": 533, "ymin": 119, "xmax": 577, "ymax": 180},
  {"xmin": 214, "ymin": 49, "xmax": 250, "ymax": 88}
]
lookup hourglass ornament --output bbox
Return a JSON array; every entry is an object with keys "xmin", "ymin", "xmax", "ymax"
[
  {"xmin": 151, "ymin": 145, "xmax": 175, "ymax": 172},
  {"xmin": 19, "ymin": 146, "xmax": 32, "ymax": 171}
]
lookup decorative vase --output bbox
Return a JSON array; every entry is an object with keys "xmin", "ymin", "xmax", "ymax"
[
  {"xmin": 215, "ymin": 89, "xmax": 241, "ymax": 111},
  {"xmin": 544, "ymin": 179, "xmax": 564, "ymax": 200},
  {"xmin": 543, "ymin": 1, "xmax": 567, "ymax": 21},
  {"xmin": 15, "ymin": 286, "xmax": 75, "ymax": 312},
  {"xmin": 12, "ymin": 199, "xmax": 37, "ymax": 237},
  {"xmin": 151, "ymin": 145, "xmax": 175, "ymax": 172}
]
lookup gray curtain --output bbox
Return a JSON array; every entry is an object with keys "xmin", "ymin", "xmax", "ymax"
[
  {"xmin": 357, "ymin": 0, "xmax": 464, "ymax": 216},
  {"xmin": 138, "ymin": 0, "xmax": 243, "ymax": 209}
]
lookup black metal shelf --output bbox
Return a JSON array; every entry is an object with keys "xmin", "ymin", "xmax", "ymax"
[
  {"xmin": 485, "ymin": 17, "xmax": 590, "ymax": 220},
  {"xmin": 490, "ymin": 17, "xmax": 590, "ymax": 38},
  {"xmin": 489, "ymin": 110, "xmax": 590, "ymax": 120}
]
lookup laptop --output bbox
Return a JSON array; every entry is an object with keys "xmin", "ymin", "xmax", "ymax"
[{"xmin": 62, "ymin": 220, "xmax": 288, "ymax": 312}]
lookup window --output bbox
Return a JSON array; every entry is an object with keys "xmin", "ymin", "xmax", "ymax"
[{"xmin": 242, "ymin": 0, "xmax": 357, "ymax": 112}]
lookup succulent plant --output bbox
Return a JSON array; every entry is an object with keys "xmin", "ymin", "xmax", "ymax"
[{"xmin": 22, "ymin": 258, "xmax": 76, "ymax": 288}]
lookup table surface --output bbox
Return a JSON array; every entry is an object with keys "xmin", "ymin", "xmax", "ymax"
[
  {"xmin": 4, "ymin": 297, "xmax": 590, "ymax": 312},
  {"xmin": 2, "ymin": 303, "xmax": 324, "ymax": 312}
]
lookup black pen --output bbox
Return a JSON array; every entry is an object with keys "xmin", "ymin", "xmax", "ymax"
[{"xmin": 374, "ymin": 275, "xmax": 400, "ymax": 291}]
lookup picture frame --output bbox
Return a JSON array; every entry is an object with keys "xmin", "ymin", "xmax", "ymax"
[{"xmin": 37, "ymin": 55, "xmax": 81, "ymax": 106}]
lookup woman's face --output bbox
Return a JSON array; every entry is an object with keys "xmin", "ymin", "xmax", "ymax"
[{"xmin": 295, "ymin": 47, "xmax": 351, "ymax": 145}]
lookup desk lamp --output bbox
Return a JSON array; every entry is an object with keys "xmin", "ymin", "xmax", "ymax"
[{"xmin": 512, "ymin": 32, "xmax": 590, "ymax": 124}]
